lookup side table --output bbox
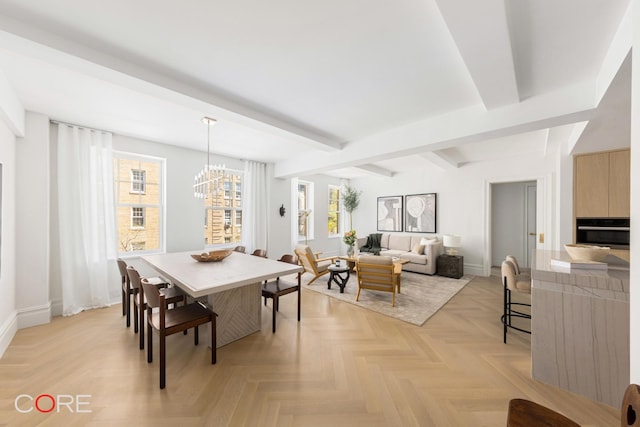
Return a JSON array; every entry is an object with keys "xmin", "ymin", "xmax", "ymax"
[
  {"xmin": 437, "ymin": 254, "xmax": 463, "ymax": 279},
  {"xmin": 327, "ymin": 264, "xmax": 350, "ymax": 293}
]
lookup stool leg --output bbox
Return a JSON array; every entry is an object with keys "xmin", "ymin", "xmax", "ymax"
[{"xmin": 503, "ymin": 278, "xmax": 508, "ymax": 344}]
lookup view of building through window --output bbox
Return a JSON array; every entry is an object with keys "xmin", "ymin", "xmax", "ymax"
[
  {"xmin": 114, "ymin": 153, "xmax": 163, "ymax": 253},
  {"xmin": 203, "ymin": 169, "xmax": 243, "ymax": 246},
  {"xmin": 297, "ymin": 181, "xmax": 313, "ymax": 241},
  {"xmin": 328, "ymin": 185, "xmax": 341, "ymax": 235}
]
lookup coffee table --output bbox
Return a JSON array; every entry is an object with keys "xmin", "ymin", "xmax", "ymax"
[{"xmin": 327, "ymin": 263, "xmax": 350, "ymax": 293}]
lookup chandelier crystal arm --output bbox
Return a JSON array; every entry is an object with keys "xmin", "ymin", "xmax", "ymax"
[{"xmin": 193, "ymin": 117, "xmax": 225, "ymax": 199}]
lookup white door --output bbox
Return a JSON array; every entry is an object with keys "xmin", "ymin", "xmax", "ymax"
[{"xmin": 525, "ymin": 184, "xmax": 537, "ymax": 268}]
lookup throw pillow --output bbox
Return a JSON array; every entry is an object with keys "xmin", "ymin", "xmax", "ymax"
[
  {"xmin": 411, "ymin": 243, "xmax": 424, "ymax": 254},
  {"xmin": 420, "ymin": 237, "xmax": 436, "ymax": 246}
]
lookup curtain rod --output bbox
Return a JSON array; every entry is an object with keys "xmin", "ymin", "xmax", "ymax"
[{"xmin": 49, "ymin": 119, "xmax": 112, "ymax": 135}]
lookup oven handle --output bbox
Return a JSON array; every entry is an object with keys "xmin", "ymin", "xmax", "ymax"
[{"xmin": 577, "ymin": 226, "xmax": 630, "ymax": 231}]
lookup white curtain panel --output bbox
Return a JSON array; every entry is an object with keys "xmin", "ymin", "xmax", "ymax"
[
  {"xmin": 242, "ymin": 160, "xmax": 269, "ymax": 254},
  {"xmin": 57, "ymin": 124, "xmax": 118, "ymax": 316}
]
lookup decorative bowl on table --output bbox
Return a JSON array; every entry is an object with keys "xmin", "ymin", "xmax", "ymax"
[
  {"xmin": 191, "ymin": 249, "xmax": 233, "ymax": 262},
  {"xmin": 564, "ymin": 244, "xmax": 610, "ymax": 262}
]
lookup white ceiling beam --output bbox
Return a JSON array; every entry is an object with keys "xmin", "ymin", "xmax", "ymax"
[
  {"xmin": 0, "ymin": 67, "xmax": 24, "ymax": 136},
  {"xmin": 435, "ymin": 0, "xmax": 519, "ymax": 110},
  {"xmin": 0, "ymin": 21, "xmax": 343, "ymax": 151},
  {"xmin": 353, "ymin": 164, "xmax": 394, "ymax": 177},
  {"xmin": 274, "ymin": 81, "xmax": 597, "ymax": 178},
  {"xmin": 595, "ymin": 1, "xmax": 631, "ymax": 106},
  {"xmin": 420, "ymin": 151, "xmax": 459, "ymax": 170}
]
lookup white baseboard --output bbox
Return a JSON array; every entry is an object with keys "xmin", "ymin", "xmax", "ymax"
[
  {"xmin": 51, "ymin": 298, "xmax": 63, "ymax": 317},
  {"xmin": 17, "ymin": 302, "xmax": 52, "ymax": 329},
  {"xmin": 464, "ymin": 263, "xmax": 485, "ymax": 276},
  {"xmin": 0, "ymin": 312, "xmax": 18, "ymax": 358}
]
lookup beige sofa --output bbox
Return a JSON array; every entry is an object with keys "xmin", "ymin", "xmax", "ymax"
[{"xmin": 358, "ymin": 233, "xmax": 444, "ymax": 275}]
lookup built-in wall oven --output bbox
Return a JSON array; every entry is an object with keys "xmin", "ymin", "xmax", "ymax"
[{"xmin": 576, "ymin": 218, "xmax": 630, "ymax": 249}]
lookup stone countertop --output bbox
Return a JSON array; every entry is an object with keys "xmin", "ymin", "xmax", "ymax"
[{"xmin": 530, "ymin": 249, "xmax": 629, "ymax": 300}]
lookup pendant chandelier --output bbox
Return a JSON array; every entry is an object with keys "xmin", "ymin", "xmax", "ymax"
[{"xmin": 193, "ymin": 117, "xmax": 225, "ymax": 199}]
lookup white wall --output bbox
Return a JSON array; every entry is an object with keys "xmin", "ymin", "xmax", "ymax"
[
  {"xmin": 112, "ymin": 134, "xmax": 245, "ymax": 254},
  {"xmin": 629, "ymin": 0, "xmax": 639, "ymax": 384},
  {"xmin": 269, "ymin": 173, "xmax": 294, "ymax": 259},
  {"xmin": 0, "ymin": 119, "xmax": 17, "ymax": 357},
  {"xmin": 111, "ymin": 135, "xmax": 305, "ymax": 262},
  {"xmin": 351, "ymin": 143, "xmax": 567, "ymax": 276},
  {"xmin": 15, "ymin": 112, "xmax": 51, "ymax": 327},
  {"xmin": 296, "ymin": 174, "xmax": 346, "ymax": 258}
]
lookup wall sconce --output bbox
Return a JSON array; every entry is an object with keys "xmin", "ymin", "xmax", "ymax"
[{"xmin": 279, "ymin": 204, "xmax": 286, "ymax": 217}]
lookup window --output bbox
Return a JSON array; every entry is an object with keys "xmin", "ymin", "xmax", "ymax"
[
  {"xmin": 204, "ymin": 169, "xmax": 243, "ymax": 246},
  {"xmin": 298, "ymin": 181, "xmax": 314, "ymax": 241},
  {"xmin": 328, "ymin": 185, "xmax": 341, "ymax": 236},
  {"xmin": 131, "ymin": 207, "xmax": 145, "ymax": 228},
  {"xmin": 130, "ymin": 169, "xmax": 146, "ymax": 193},
  {"xmin": 224, "ymin": 181, "xmax": 231, "ymax": 199},
  {"xmin": 131, "ymin": 242, "xmax": 145, "ymax": 251},
  {"xmin": 224, "ymin": 210, "xmax": 231, "ymax": 235},
  {"xmin": 114, "ymin": 153, "xmax": 164, "ymax": 254}
]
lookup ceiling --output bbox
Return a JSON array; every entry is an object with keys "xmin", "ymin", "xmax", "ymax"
[{"xmin": 0, "ymin": 0, "xmax": 632, "ymax": 179}]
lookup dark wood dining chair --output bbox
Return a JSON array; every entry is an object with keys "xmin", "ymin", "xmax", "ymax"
[
  {"xmin": 233, "ymin": 245, "xmax": 246, "ymax": 253},
  {"xmin": 507, "ymin": 383, "xmax": 640, "ymax": 426},
  {"xmin": 506, "ymin": 399, "xmax": 580, "ymax": 427},
  {"xmin": 262, "ymin": 254, "xmax": 301, "ymax": 333},
  {"xmin": 622, "ymin": 384, "xmax": 640, "ymax": 426},
  {"xmin": 141, "ymin": 280, "xmax": 218, "ymax": 389},
  {"xmin": 117, "ymin": 258, "xmax": 132, "ymax": 325},
  {"xmin": 252, "ymin": 249, "xmax": 267, "ymax": 257},
  {"xmin": 126, "ymin": 266, "xmax": 185, "ymax": 350},
  {"xmin": 118, "ymin": 258, "xmax": 172, "ymax": 328}
]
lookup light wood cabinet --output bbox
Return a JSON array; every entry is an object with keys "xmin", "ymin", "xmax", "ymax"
[
  {"xmin": 574, "ymin": 149, "xmax": 630, "ymax": 218},
  {"xmin": 609, "ymin": 149, "xmax": 630, "ymax": 217}
]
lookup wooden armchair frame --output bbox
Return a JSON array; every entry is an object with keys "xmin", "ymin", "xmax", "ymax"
[
  {"xmin": 294, "ymin": 244, "xmax": 336, "ymax": 286},
  {"xmin": 355, "ymin": 256, "xmax": 397, "ymax": 306}
]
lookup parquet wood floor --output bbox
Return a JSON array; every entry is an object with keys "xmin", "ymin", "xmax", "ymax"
[{"xmin": 0, "ymin": 273, "xmax": 620, "ymax": 426}]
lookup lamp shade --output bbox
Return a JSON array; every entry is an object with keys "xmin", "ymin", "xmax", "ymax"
[{"xmin": 443, "ymin": 235, "xmax": 462, "ymax": 248}]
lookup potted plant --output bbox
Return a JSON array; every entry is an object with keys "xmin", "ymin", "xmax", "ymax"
[{"xmin": 342, "ymin": 184, "xmax": 361, "ymax": 231}]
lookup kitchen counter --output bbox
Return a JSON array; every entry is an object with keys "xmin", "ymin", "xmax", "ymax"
[{"xmin": 531, "ymin": 249, "xmax": 629, "ymax": 407}]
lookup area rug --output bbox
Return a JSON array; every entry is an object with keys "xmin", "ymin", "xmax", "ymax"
[{"xmin": 286, "ymin": 271, "xmax": 472, "ymax": 326}]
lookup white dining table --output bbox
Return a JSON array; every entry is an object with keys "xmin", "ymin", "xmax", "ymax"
[{"xmin": 142, "ymin": 251, "xmax": 303, "ymax": 348}]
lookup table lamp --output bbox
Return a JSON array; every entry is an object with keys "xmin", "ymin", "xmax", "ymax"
[{"xmin": 443, "ymin": 235, "xmax": 462, "ymax": 255}]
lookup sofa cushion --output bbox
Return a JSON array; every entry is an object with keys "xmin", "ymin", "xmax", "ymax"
[
  {"xmin": 380, "ymin": 249, "xmax": 406, "ymax": 258},
  {"xmin": 399, "ymin": 252, "xmax": 428, "ymax": 264},
  {"xmin": 411, "ymin": 243, "xmax": 424, "ymax": 254},
  {"xmin": 380, "ymin": 233, "xmax": 390, "ymax": 249},
  {"xmin": 417, "ymin": 236, "xmax": 438, "ymax": 247},
  {"xmin": 388, "ymin": 234, "xmax": 412, "ymax": 251}
]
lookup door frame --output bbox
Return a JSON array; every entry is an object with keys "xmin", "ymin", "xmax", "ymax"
[{"xmin": 483, "ymin": 174, "xmax": 552, "ymax": 276}]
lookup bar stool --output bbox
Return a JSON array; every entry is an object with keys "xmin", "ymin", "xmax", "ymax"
[{"xmin": 501, "ymin": 259, "xmax": 531, "ymax": 343}]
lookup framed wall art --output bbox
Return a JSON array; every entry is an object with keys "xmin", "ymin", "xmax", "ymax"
[
  {"xmin": 404, "ymin": 193, "xmax": 436, "ymax": 233},
  {"xmin": 377, "ymin": 195, "xmax": 403, "ymax": 232}
]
